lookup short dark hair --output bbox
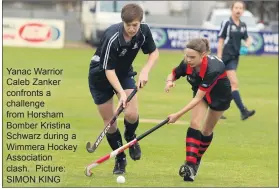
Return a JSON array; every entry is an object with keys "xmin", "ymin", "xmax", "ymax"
[
  {"xmin": 231, "ymin": 1, "xmax": 246, "ymax": 10},
  {"xmin": 121, "ymin": 3, "xmax": 143, "ymax": 23},
  {"xmin": 186, "ymin": 38, "xmax": 211, "ymax": 54}
]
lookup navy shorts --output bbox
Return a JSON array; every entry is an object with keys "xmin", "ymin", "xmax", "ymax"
[
  {"xmin": 222, "ymin": 55, "xmax": 239, "ymax": 71},
  {"xmin": 88, "ymin": 68, "xmax": 136, "ymax": 105}
]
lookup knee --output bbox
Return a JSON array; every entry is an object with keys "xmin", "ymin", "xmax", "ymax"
[
  {"xmin": 124, "ymin": 110, "xmax": 138, "ymax": 123},
  {"xmin": 190, "ymin": 120, "xmax": 200, "ymax": 130},
  {"xmin": 201, "ymin": 129, "xmax": 213, "ymax": 136},
  {"xmin": 230, "ymin": 80, "xmax": 238, "ymax": 91},
  {"xmin": 228, "ymin": 75, "xmax": 238, "ymax": 91},
  {"xmin": 102, "ymin": 118, "xmax": 117, "ymax": 133},
  {"xmin": 103, "ymin": 117, "xmax": 117, "ymax": 128}
]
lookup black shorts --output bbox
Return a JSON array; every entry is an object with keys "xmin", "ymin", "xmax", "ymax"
[
  {"xmin": 88, "ymin": 67, "xmax": 136, "ymax": 105},
  {"xmin": 222, "ymin": 55, "xmax": 239, "ymax": 71},
  {"xmin": 193, "ymin": 91, "xmax": 232, "ymax": 111}
]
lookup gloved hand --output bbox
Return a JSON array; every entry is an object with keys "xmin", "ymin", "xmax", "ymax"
[{"xmin": 240, "ymin": 46, "xmax": 248, "ymax": 55}]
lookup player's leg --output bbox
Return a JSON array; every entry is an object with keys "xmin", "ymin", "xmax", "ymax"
[
  {"xmin": 117, "ymin": 76, "xmax": 141, "ymax": 160},
  {"xmin": 89, "ymin": 82, "xmax": 127, "ymax": 175},
  {"xmin": 226, "ymin": 59, "xmax": 255, "ymax": 120},
  {"xmin": 219, "ymin": 56, "xmax": 233, "ymax": 120},
  {"xmin": 193, "ymin": 96, "xmax": 231, "ymax": 178},
  {"xmin": 179, "ymin": 100, "xmax": 208, "ymax": 182},
  {"xmin": 197, "ymin": 107, "xmax": 223, "ymax": 166},
  {"xmin": 179, "ymin": 108, "xmax": 225, "ymax": 181},
  {"xmin": 199, "ymin": 108, "xmax": 224, "ymax": 158}
]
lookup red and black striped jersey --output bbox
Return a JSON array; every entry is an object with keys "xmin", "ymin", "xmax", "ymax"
[{"xmin": 172, "ymin": 55, "xmax": 231, "ymax": 103}]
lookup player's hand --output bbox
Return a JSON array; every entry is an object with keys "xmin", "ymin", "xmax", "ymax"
[
  {"xmin": 137, "ymin": 69, "xmax": 149, "ymax": 89},
  {"xmin": 240, "ymin": 46, "xmax": 248, "ymax": 55},
  {"xmin": 165, "ymin": 80, "xmax": 176, "ymax": 93},
  {"xmin": 116, "ymin": 91, "xmax": 127, "ymax": 111},
  {"xmin": 167, "ymin": 113, "xmax": 181, "ymax": 124}
]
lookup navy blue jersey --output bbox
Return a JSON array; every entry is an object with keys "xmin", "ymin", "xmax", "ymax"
[
  {"xmin": 218, "ymin": 17, "xmax": 248, "ymax": 57},
  {"xmin": 90, "ymin": 22, "xmax": 156, "ymax": 78},
  {"xmin": 172, "ymin": 55, "xmax": 231, "ymax": 104}
]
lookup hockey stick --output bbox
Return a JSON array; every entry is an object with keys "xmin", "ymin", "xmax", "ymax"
[
  {"xmin": 86, "ymin": 88, "xmax": 138, "ymax": 153},
  {"xmin": 85, "ymin": 118, "xmax": 169, "ymax": 176}
]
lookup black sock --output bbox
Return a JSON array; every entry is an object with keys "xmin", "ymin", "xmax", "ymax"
[
  {"xmin": 124, "ymin": 117, "xmax": 139, "ymax": 141},
  {"xmin": 197, "ymin": 132, "xmax": 213, "ymax": 162},
  {"xmin": 106, "ymin": 129, "xmax": 125, "ymax": 159},
  {"xmin": 232, "ymin": 90, "xmax": 245, "ymax": 112},
  {"xmin": 185, "ymin": 127, "xmax": 201, "ymax": 165}
]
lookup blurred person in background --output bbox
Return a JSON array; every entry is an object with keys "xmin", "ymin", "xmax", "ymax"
[{"xmin": 217, "ymin": 0, "xmax": 255, "ymax": 120}]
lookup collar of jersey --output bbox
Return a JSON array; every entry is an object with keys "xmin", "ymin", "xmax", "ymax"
[
  {"xmin": 230, "ymin": 16, "xmax": 242, "ymax": 27},
  {"xmin": 186, "ymin": 56, "xmax": 208, "ymax": 79},
  {"xmin": 118, "ymin": 22, "xmax": 140, "ymax": 47}
]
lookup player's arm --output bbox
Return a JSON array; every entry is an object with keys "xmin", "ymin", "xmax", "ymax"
[
  {"xmin": 100, "ymin": 39, "xmax": 126, "ymax": 98},
  {"xmin": 105, "ymin": 69, "xmax": 128, "ymax": 108},
  {"xmin": 165, "ymin": 60, "xmax": 187, "ymax": 92},
  {"xmin": 105, "ymin": 70, "xmax": 124, "ymax": 95},
  {"xmin": 103, "ymin": 43, "xmax": 128, "ymax": 107},
  {"xmin": 176, "ymin": 89, "xmax": 207, "ymax": 116},
  {"xmin": 138, "ymin": 24, "xmax": 159, "ymax": 88},
  {"xmin": 242, "ymin": 24, "xmax": 251, "ymax": 48},
  {"xmin": 141, "ymin": 23, "xmax": 159, "ymax": 71},
  {"xmin": 169, "ymin": 60, "xmax": 187, "ymax": 81},
  {"xmin": 217, "ymin": 20, "xmax": 229, "ymax": 58},
  {"xmin": 169, "ymin": 70, "xmax": 219, "ymax": 122},
  {"xmin": 142, "ymin": 48, "xmax": 159, "ymax": 72}
]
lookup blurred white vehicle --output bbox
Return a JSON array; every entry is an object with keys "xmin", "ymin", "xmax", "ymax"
[
  {"xmin": 168, "ymin": 1, "xmax": 189, "ymax": 16},
  {"xmin": 81, "ymin": 1, "xmax": 145, "ymax": 46},
  {"xmin": 263, "ymin": 21, "xmax": 278, "ymax": 33},
  {"xmin": 202, "ymin": 9, "xmax": 263, "ymax": 32}
]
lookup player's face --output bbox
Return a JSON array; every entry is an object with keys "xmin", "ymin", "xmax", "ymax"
[
  {"xmin": 232, "ymin": 2, "xmax": 244, "ymax": 18},
  {"xmin": 184, "ymin": 48, "xmax": 205, "ymax": 67},
  {"xmin": 124, "ymin": 20, "xmax": 141, "ymax": 37}
]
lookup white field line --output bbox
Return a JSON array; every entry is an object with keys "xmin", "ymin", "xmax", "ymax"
[
  {"xmin": 117, "ymin": 117, "xmax": 188, "ymax": 125},
  {"xmin": 117, "ymin": 117, "xmax": 232, "ymax": 125}
]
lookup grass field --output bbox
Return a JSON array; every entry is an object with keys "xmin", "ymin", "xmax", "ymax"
[{"xmin": 2, "ymin": 46, "xmax": 278, "ymax": 187}]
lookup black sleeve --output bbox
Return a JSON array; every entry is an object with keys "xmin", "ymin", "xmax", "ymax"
[
  {"xmin": 218, "ymin": 20, "xmax": 229, "ymax": 39},
  {"xmin": 141, "ymin": 23, "xmax": 157, "ymax": 54},
  {"xmin": 199, "ymin": 71, "xmax": 220, "ymax": 91},
  {"xmin": 242, "ymin": 23, "xmax": 249, "ymax": 40},
  {"xmin": 172, "ymin": 60, "xmax": 187, "ymax": 80},
  {"xmin": 100, "ymin": 37, "xmax": 118, "ymax": 70}
]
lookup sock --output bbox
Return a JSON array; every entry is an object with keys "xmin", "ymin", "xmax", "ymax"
[
  {"xmin": 232, "ymin": 90, "xmax": 245, "ymax": 112},
  {"xmin": 106, "ymin": 129, "xmax": 125, "ymax": 159},
  {"xmin": 197, "ymin": 132, "xmax": 213, "ymax": 162},
  {"xmin": 124, "ymin": 117, "xmax": 139, "ymax": 141},
  {"xmin": 186, "ymin": 127, "xmax": 201, "ymax": 165}
]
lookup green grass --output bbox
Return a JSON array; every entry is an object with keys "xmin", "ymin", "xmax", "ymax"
[{"xmin": 3, "ymin": 46, "xmax": 278, "ymax": 187}]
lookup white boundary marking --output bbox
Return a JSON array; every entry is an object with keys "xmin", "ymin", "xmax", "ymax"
[
  {"xmin": 118, "ymin": 118, "xmax": 188, "ymax": 125},
  {"xmin": 117, "ymin": 117, "xmax": 233, "ymax": 126}
]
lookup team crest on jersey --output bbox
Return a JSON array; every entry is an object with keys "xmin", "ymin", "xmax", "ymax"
[
  {"xmin": 91, "ymin": 55, "xmax": 100, "ymax": 62},
  {"xmin": 231, "ymin": 25, "xmax": 237, "ymax": 31},
  {"xmin": 132, "ymin": 42, "xmax": 138, "ymax": 49},
  {"xmin": 187, "ymin": 75, "xmax": 195, "ymax": 82},
  {"xmin": 201, "ymin": 83, "xmax": 209, "ymax": 88},
  {"xmin": 240, "ymin": 27, "xmax": 246, "ymax": 32},
  {"xmin": 119, "ymin": 49, "xmax": 127, "ymax": 56}
]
